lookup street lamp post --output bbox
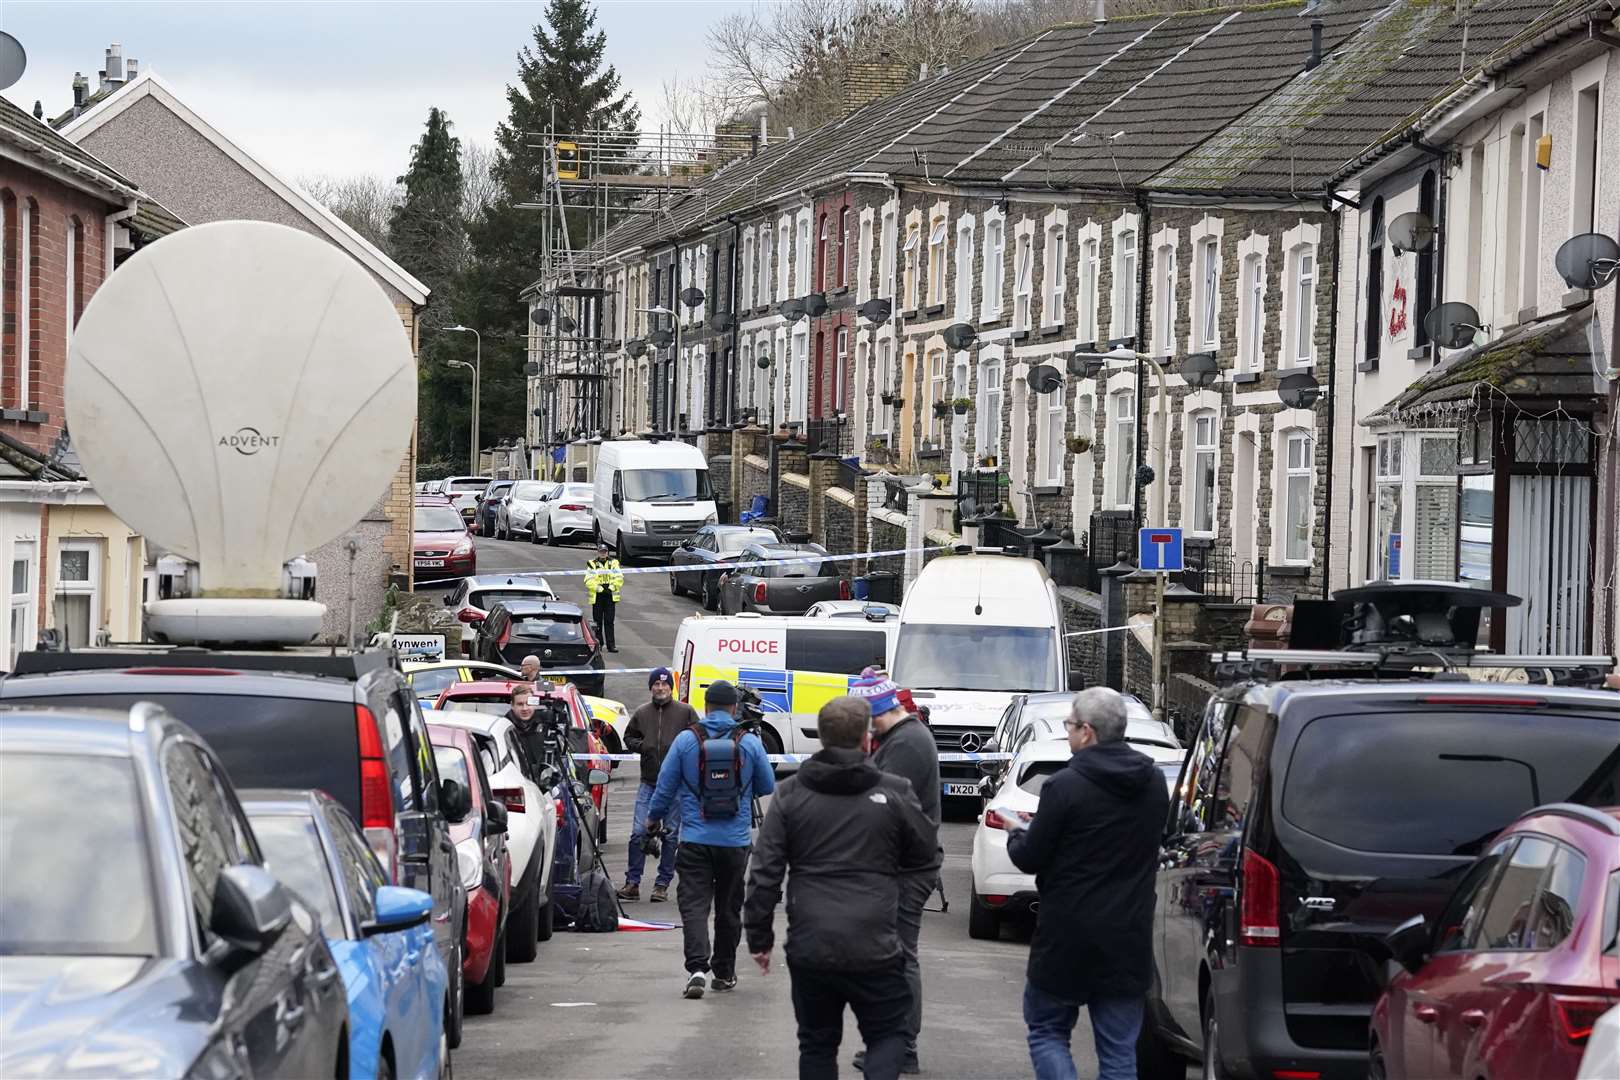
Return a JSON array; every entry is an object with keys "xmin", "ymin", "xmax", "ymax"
[
  {"xmin": 1073, "ymin": 346, "xmax": 1171, "ymax": 720},
  {"xmin": 443, "ymin": 325, "xmax": 482, "ymax": 472}
]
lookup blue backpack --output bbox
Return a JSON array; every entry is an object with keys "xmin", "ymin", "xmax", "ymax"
[{"xmin": 687, "ymin": 723, "xmax": 748, "ymax": 819}]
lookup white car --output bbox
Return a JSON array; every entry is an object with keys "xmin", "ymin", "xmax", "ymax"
[
  {"xmin": 967, "ymin": 715, "xmax": 1186, "ymax": 941},
  {"xmin": 535, "ymin": 483, "xmax": 596, "ymax": 545},
  {"xmin": 441, "ymin": 574, "xmax": 556, "ymax": 655},
  {"xmin": 429, "ymin": 708, "xmax": 560, "ymax": 945},
  {"xmin": 496, "ymin": 480, "xmax": 554, "ymax": 541},
  {"xmin": 441, "ymin": 475, "xmax": 493, "ymax": 525},
  {"xmin": 803, "ymin": 600, "xmax": 900, "ymax": 620}
]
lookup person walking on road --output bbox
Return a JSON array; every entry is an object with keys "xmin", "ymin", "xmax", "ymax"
[
  {"xmin": 852, "ymin": 668, "xmax": 940, "ymax": 1076},
  {"xmin": 646, "ymin": 679, "xmax": 774, "ymax": 999},
  {"xmin": 1005, "ymin": 687, "xmax": 1168, "ymax": 1080},
  {"xmin": 744, "ymin": 696, "xmax": 938, "ymax": 1080},
  {"xmin": 619, "ymin": 667, "xmax": 697, "ymax": 903},
  {"xmin": 584, "ymin": 541, "xmax": 623, "ymax": 653}
]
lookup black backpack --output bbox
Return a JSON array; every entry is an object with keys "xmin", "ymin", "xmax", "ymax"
[
  {"xmin": 574, "ymin": 868, "xmax": 619, "ymax": 932},
  {"xmin": 687, "ymin": 723, "xmax": 748, "ymax": 819}
]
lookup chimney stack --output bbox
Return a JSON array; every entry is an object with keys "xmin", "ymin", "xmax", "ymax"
[
  {"xmin": 1094, "ymin": 0, "xmax": 1106, "ymax": 23},
  {"xmin": 72, "ymin": 73, "xmax": 89, "ymax": 108},
  {"xmin": 1306, "ymin": 18, "xmax": 1323, "ymax": 70},
  {"xmin": 32, "ymin": 101, "xmax": 42, "ymax": 120},
  {"xmin": 759, "ymin": 112, "xmax": 768, "ymax": 146},
  {"xmin": 126, "ymin": 58, "xmax": 139, "ymax": 81},
  {"xmin": 101, "ymin": 44, "xmax": 124, "ymax": 92}
]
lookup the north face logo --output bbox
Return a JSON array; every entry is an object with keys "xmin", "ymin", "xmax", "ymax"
[{"xmin": 869, "ymin": 792, "xmax": 888, "ymax": 804}]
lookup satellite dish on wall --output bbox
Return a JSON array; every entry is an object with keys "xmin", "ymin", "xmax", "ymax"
[
  {"xmin": 1026, "ymin": 364, "xmax": 1063, "ymax": 395},
  {"xmin": 0, "ymin": 33, "xmax": 26, "ymax": 92},
  {"xmin": 1554, "ymin": 232, "xmax": 1620, "ymax": 290},
  {"xmin": 1422, "ymin": 301, "xmax": 1486, "ymax": 350},
  {"xmin": 1388, "ymin": 212, "xmax": 1436, "ymax": 255},
  {"xmin": 1276, "ymin": 371, "xmax": 1322, "ymax": 409},
  {"xmin": 67, "ymin": 221, "xmax": 416, "ymax": 643},
  {"xmin": 943, "ymin": 322, "xmax": 977, "ymax": 350},
  {"xmin": 858, "ymin": 298, "xmax": 893, "ymax": 324},
  {"xmin": 530, "ymin": 307, "xmax": 552, "ymax": 327}
]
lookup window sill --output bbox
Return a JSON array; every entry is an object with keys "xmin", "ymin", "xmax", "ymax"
[
  {"xmin": 1107, "ymin": 335, "xmax": 1137, "ymax": 351},
  {"xmin": 1406, "ymin": 346, "xmax": 1431, "ymax": 362},
  {"xmin": 1231, "ymin": 371, "xmax": 1261, "ymax": 385},
  {"xmin": 1039, "ymin": 323, "xmax": 1066, "ymax": 338},
  {"xmin": 831, "ymin": 285, "xmax": 850, "ymax": 297},
  {"xmin": 1030, "ymin": 485, "xmax": 1063, "ymax": 496},
  {"xmin": 979, "ymin": 312, "xmax": 1004, "ymax": 327},
  {"xmin": 0, "ymin": 409, "xmax": 47, "ymax": 424},
  {"xmin": 922, "ymin": 303, "xmax": 946, "ymax": 317},
  {"xmin": 902, "ymin": 309, "xmax": 920, "ymax": 321},
  {"xmin": 1011, "ymin": 330, "xmax": 1030, "ymax": 343},
  {"xmin": 1267, "ymin": 563, "xmax": 1311, "ymax": 577},
  {"xmin": 1279, "ymin": 361, "xmax": 1316, "ymax": 374},
  {"xmin": 1355, "ymin": 358, "xmax": 1378, "ymax": 373}
]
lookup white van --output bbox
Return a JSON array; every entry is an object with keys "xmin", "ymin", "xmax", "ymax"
[
  {"xmin": 593, "ymin": 439, "xmax": 717, "ymax": 560},
  {"xmin": 890, "ymin": 553, "xmax": 1073, "ymax": 799},
  {"xmin": 672, "ymin": 611, "xmax": 899, "ymax": 759}
]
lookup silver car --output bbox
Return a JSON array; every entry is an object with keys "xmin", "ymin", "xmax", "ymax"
[{"xmin": 496, "ymin": 480, "xmax": 555, "ymax": 541}]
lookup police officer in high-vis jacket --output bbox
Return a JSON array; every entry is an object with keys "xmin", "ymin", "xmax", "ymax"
[{"xmin": 585, "ymin": 541, "xmax": 624, "ymax": 653}]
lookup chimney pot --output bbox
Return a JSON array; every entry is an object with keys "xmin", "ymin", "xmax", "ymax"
[
  {"xmin": 1094, "ymin": 0, "xmax": 1106, "ymax": 23},
  {"xmin": 32, "ymin": 101, "xmax": 42, "ymax": 120},
  {"xmin": 126, "ymin": 58, "xmax": 139, "ymax": 81},
  {"xmin": 72, "ymin": 73, "xmax": 88, "ymax": 108},
  {"xmin": 105, "ymin": 43, "xmax": 124, "ymax": 83},
  {"xmin": 1306, "ymin": 18, "xmax": 1323, "ymax": 70}
]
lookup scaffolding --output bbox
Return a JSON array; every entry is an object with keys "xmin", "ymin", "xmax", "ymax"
[{"xmin": 522, "ymin": 116, "xmax": 779, "ymax": 454}]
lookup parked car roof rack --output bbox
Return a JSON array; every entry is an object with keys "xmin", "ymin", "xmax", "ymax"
[
  {"xmin": 1210, "ymin": 648, "xmax": 1616, "ymax": 688},
  {"xmin": 11, "ymin": 645, "xmax": 397, "ymax": 681},
  {"xmin": 1526, "ymin": 803, "xmax": 1620, "ymax": 836}
]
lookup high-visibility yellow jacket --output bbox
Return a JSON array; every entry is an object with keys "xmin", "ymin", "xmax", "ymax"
[{"xmin": 585, "ymin": 557, "xmax": 624, "ymax": 602}]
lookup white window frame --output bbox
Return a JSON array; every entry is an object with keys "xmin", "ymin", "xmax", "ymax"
[
  {"xmin": 872, "ymin": 334, "xmax": 894, "ymax": 435},
  {"xmin": 66, "ymin": 219, "xmax": 78, "ymax": 358},
  {"xmin": 1106, "ymin": 383, "xmax": 1137, "ymax": 510},
  {"xmin": 954, "ymin": 213, "xmax": 975, "ymax": 318},
  {"xmin": 777, "ymin": 216, "xmax": 792, "ymax": 302},
  {"xmin": 837, "ymin": 205, "xmax": 850, "ymax": 289},
  {"xmin": 925, "ymin": 346, "xmax": 947, "ymax": 445},
  {"xmin": 759, "ymin": 224, "xmax": 775, "ymax": 306},
  {"xmin": 857, "ymin": 209, "xmax": 875, "ymax": 304},
  {"xmin": 879, "ymin": 201, "xmax": 898, "ymax": 301},
  {"xmin": 926, "ymin": 208, "xmax": 948, "ymax": 306},
  {"xmin": 980, "ymin": 207, "xmax": 1006, "ymax": 322},
  {"xmin": 1150, "ymin": 226, "xmax": 1179, "ymax": 357},
  {"xmin": 740, "ymin": 230, "xmax": 755, "ymax": 312},
  {"xmin": 1184, "ymin": 401, "xmax": 1219, "ymax": 537},
  {"xmin": 833, "ymin": 326, "xmax": 849, "ymax": 413},
  {"xmin": 10, "ymin": 540, "xmax": 35, "ymax": 664},
  {"xmin": 53, "ymin": 538, "xmax": 103, "ymax": 650},
  {"xmin": 853, "ymin": 333, "xmax": 870, "ymax": 448},
  {"xmin": 1236, "ymin": 233, "xmax": 1269, "ymax": 373},
  {"xmin": 978, "ymin": 347, "xmax": 1004, "ymax": 459},
  {"xmin": 789, "ymin": 326, "xmax": 809, "ymax": 421},
  {"xmin": 18, "ymin": 200, "xmax": 30, "ymax": 411},
  {"xmin": 1271, "ymin": 421, "xmax": 1315, "ymax": 565},
  {"xmin": 796, "ymin": 211, "xmax": 812, "ymax": 298},
  {"xmin": 754, "ymin": 333, "xmax": 772, "ymax": 419},
  {"xmin": 1568, "ymin": 62, "xmax": 1605, "ymax": 239},
  {"xmin": 1012, "ymin": 220, "xmax": 1035, "ymax": 332},
  {"xmin": 1280, "ymin": 221, "xmax": 1321, "ymax": 368},
  {"xmin": 1076, "ymin": 223, "xmax": 1101, "ymax": 343},
  {"xmin": 1036, "ymin": 385, "xmax": 1066, "ymax": 486},
  {"xmin": 1188, "ymin": 215, "xmax": 1224, "ymax": 353},
  {"xmin": 1042, "ymin": 208, "xmax": 1068, "ymax": 329},
  {"xmin": 1110, "ymin": 211, "xmax": 1140, "ymax": 341},
  {"xmin": 902, "ymin": 212, "xmax": 922, "ymax": 311}
]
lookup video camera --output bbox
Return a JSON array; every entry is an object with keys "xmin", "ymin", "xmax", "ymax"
[{"xmin": 736, "ymin": 682, "xmax": 766, "ymax": 725}]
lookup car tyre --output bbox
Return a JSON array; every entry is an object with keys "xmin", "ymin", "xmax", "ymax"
[
  {"xmin": 530, "ymin": 519, "xmax": 541, "ymax": 544},
  {"xmin": 466, "ymin": 945, "xmax": 498, "ymax": 1015},
  {"xmin": 702, "ymin": 574, "xmax": 719, "ymax": 611},
  {"xmin": 536, "ymin": 874, "xmax": 555, "ymax": 943},
  {"xmin": 1202, "ymin": 990, "xmax": 1231, "ymax": 1080},
  {"xmin": 616, "ymin": 533, "xmax": 631, "ymax": 565},
  {"xmin": 1368, "ymin": 1037, "xmax": 1388, "ymax": 1080},
  {"xmin": 437, "ymin": 1025, "xmax": 452, "ymax": 1080},
  {"xmin": 377, "ymin": 1050, "xmax": 395, "ymax": 1080},
  {"xmin": 507, "ymin": 878, "xmax": 540, "ymax": 963},
  {"xmin": 445, "ymin": 950, "xmax": 464, "ymax": 1049},
  {"xmin": 670, "ymin": 568, "xmax": 683, "ymax": 597},
  {"xmin": 967, "ymin": 887, "xmax": 1000, "ymax": 941},
  {"xmin": 1135, "ymin": 1009, "xmax": 1187, "ymax": 1080}
]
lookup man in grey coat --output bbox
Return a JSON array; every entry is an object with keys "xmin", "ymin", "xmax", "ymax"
[{"xmin": 852, "ymin": 667, "xmax": 941, "ymax": 1075}]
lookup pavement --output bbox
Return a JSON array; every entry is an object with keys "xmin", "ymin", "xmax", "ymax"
[{"xmin": 411, "ymin": 534, "xmax": 1137, "ymax": 1079}]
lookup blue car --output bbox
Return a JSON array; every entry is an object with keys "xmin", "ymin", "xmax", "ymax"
[{"xmin": 244, "ymin": 789, "xmax": 451, "ymax": 1080}]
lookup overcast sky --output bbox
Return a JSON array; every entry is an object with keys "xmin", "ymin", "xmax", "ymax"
[{"xmin": 2, "ymin": 1, "xmax": 748, "ymax": 181}]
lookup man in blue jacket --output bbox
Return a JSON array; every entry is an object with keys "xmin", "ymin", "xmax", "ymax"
[{"xmin": 647, "ymin": 679, "xmax": 775, "ymax": 999}]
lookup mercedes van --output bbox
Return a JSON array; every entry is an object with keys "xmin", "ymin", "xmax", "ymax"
[
  {"xmin": 891, "ymin": 553, "xmax": 1072, "ymax": 800},
  {"xmin": 593, "ymin": 440, "xmax": 717, "ymax": 561},
  {"xmin": 673, "ymin": 611, "xmax": 898, "ymax": 759}
]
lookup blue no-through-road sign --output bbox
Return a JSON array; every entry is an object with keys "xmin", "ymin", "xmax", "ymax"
[{"xmin": 1138, "ymin": 526, "xmax": 1184, "ymax": 572}]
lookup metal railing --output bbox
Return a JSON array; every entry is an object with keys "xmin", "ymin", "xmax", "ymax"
[
  {"xmin": 1183, "ymin": 543, "xmax": 1267, "ymax": 604},
  {"xmin": 804, "ymin": 417, "xmax": 852, "ymax": 457}
]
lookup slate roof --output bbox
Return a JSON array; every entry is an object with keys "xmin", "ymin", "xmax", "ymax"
[{"xmin": 0, "ymin": 93, "xmax": 139, "ymax": 199}]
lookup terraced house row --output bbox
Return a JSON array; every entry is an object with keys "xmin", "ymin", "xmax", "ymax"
[{"xmin": 526, "ymin": 0, "xmax": 1620, "ymax": 657}]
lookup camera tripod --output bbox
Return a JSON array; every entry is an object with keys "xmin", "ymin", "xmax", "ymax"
[{"xmin": 536, "ymin": 714, "xmax": 626, "ymax": 922}]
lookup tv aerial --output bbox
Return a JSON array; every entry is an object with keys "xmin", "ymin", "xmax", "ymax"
[
  {"xmin": 66, "ymin": 221, "xmax": 417, "ymax": 644},
  {"xmin": 1422, "ymin": 301, "xmax": 1488, "ymax": 350}
]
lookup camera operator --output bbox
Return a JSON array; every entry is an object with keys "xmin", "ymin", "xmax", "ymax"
[{"xmin": 619, "ymin": 667, "xmax": 697, "ymax": 903}]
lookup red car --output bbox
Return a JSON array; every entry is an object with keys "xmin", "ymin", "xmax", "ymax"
[
  {"xmin": 434, "ymin": 679, "xmax": 613, "ymax": 829},
  {"xmin": 1372, "ymin": 804, "xmax": 1620, "ymax": 1080},
  {"xmin": 415, "ymin": 503, "xmax": 476, "ymax": 582},
  {"xmin": 429, "ymin": 723, "xmax": 512, "ymax": 1016}
]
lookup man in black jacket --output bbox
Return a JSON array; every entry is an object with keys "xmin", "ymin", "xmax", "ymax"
[
  {"xmin": 1007, "ymin": 687, "xmax": 1168, "ymax": 1080},
  {"xmin": 854, "ymin": 667, "xmax": 940, "ymax": 1074},
  {"xmin": 744, "ymin": 696, "xmax": 937, "ymax": 1080},
  {"xmin": 619, "ymin": 667, "xmax": 697, "ymax": 902}
]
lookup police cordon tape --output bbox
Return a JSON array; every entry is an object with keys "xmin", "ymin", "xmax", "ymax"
[
  {"xmin": 569, "ymin": 751, "xmax": 1015, "ymax": 763},
  {"xmin": 477, "ymin": 542, "xmax": 948, "ymax": 579}
]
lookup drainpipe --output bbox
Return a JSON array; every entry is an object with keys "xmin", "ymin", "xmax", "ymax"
[
  {"xmin": 1321, "ymin": 195, "xmax": 1342, "ymax": 598},
  {"xmin": 104, "ymin": 201, "xmax": 138, "ymax": 276},
  {"xmin": 1131, "ymin": 192, "xmax": 1152, "ymax": 536},
  {"xmin": 728, "ymin": 216, "xmax": 742, "ymax": 424}
]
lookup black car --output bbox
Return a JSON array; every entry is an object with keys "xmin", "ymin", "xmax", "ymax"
[
  {"xmin": 669, "ymin": 523, "xmax": 781, "ymax": 610},
  {"xmin": 0, "ymin": 704, "xmax": 349, "ymax": 1078},
  {"xmin": 718, "ymin": 542, "xmax": 850, "ymax": 615},
  {"xmin": 1138, "ymin": 641, "xmax": 1620, "ymax": 1080},
  {"xmin": 471, "ymin": 479, "xmax": 515, "ymax": 537},
  {"xmin": 474, "ymin": 599, "xmax": 606, "ymax": 696},
  {"xmin": 3, "ymin": 647, "xmax": 472, "ymax": 1048}
]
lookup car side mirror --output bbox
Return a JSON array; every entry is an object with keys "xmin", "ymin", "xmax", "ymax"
[
  {"xmin": 442, "ymin": 594, "xmax": 453, "ymax": 606},
  {"xmin": 362, "ymin": 885, "xmax": 433, "ymax": 937},
  {"xmin": 210, "ymin": 865, "xmax": 292, "ymax": 955},
  {"xmin": 440, "ymin": 778, "xmax": 473, "ymax": 823},
  {"xmin": 587, "ymin": 768, "xmax": 611, "ymax": 786},
  {"xmin": 485, "ymin": 799, "xmax": 509, "ymax": 835},
  {"xmin": 1068, "ymin": 672, "xmax": 1086, "ymax": 692},
  {"xmin": 537, "ymin": 764, "xmax": 562, "ymax": 790},
  {"xmin": 612, "ymin": 495, "xmax": 624, "ymax": 512},
  {"xmin": 1385, "ymin": 914, "xmax": 1431, "ymax": 975}
]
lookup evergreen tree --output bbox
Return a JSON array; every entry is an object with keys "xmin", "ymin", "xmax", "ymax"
[
  {"xmin": 389, "ymin": 108, "xmax": 473, "ymax": 471},
  {"xmin": 453, "ymin": 0, "xmax": 639, "ymax": 454}
]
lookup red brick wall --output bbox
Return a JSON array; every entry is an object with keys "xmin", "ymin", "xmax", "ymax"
[{"xmin": 0, "ymin": 163, "xmax": 113, "ymax": 455}]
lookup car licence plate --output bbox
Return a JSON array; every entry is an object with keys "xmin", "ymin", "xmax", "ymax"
[
  {"xmin": 416, "ymin": 559, "xmax": 445, "ymax": 568},
  {"xmin": 943, "ymin": 781, "xmax": 982, "ymax": 797},
  {"xmin": 662, "ymin": 539, "xmax": 678, "ymax": 548}
]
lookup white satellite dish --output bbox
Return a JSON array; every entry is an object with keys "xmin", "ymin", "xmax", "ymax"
[{"xmin": 67, "ymin": 221, "xmax": 417, "ymax": 643}]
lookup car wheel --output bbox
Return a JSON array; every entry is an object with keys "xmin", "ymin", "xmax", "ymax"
[
  {"xmin": 669, "ymin": 567, "xmax": 683, "ymax": 597},
  {"xmin": 507, "ymin": 879, "xmax": 539, "ymax": 963},
  {"xmin": 377, "ymin": 1050, "xmax": 395, "ymax": 1080},
  {"xmin": 1135, "ymin": 1008, "xmax": 1187, "ymax": 1080},
  {"xmin": 436, "ymin": 1024, "xmax": 452, "ymax": 1080},
  {"xmin": 490, "ymin": 926, "xmax": 507, "ymax": 988},
  {"xmin": 1202, "ymin": 990, "xmax": 1231, "ymax": 1080},
  {"xmin": 536, "ymin": 873, "xmax": 556, "ymax": 943},
  {"xmin": 445, "ymin": 952, "xmax": 464, "ymax": 1050},
  {"xmin": 702, "ymin": 574, "xmax": 719, "ymax": 611},
  {"xmin": 530, "ymin": 520, "xmax": 541, "ymax": 544},
  {"xmin": 967, "ymin": 887, "xmax": 1000, "ymax": 940},
  {"xmin": 616, "ymin": 533, "xmax": 631, "ymax": 565},
  {"xmin": 466, "ymin": 949, "xmax": 497, "ymax": 1015},
  {"xmin": 1368, "ymin": 1037, "xmax": 1388, "ymax": 1080}
]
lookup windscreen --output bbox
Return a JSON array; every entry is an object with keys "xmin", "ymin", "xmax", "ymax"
[
  {"xmin": 2, "ymin": 693, "xmax": 362, "ymax": 815},
  {"xmin": 1282, "ymin": 711, "xmax": 1620, "ymax": 856},
  {"xmin": 447, "ymin": 478, "xmax": 492, "ymax": 493},
  {"xmin": 444, "ymin": 701, "xmax": 510, "ymax": 716},
  {"xmin": 720, "ymin": 529, "xmax": 776, "ymax": 553},
  {"xmin": 510, "ymin": 482, "xmax": 551, "ymax": 500},
  {"xmin": 560, "ymin": 485, "xmax": 594, "ymax": 501},
  {"xmin": 416, "ymin": 507, "xmax": 467, "ymax": 532},
  {"xmin": 251, "ymin": 814, "xmax": 343, "ymax": 932},
  {"xmin": 472, "ymin": 589, "xmax": 550, "ymax": 609},
  {"xmin": 1017, "ymin": 760, "xmax": 1065, "ymax": 795},
  {"xmin": 0, "ymin": 754, "xmax": 160, "ymax": 956},
  {"xmin": 893, "ymin": 625, "xmax": 1061, "ymax": 693},
  {"xmin": 622, "ymin": 467, "xmax": 712, "ymax": 502},
  {"xmin": 512, "ymin": 615, "xmax": 582, "ymax": 641}
]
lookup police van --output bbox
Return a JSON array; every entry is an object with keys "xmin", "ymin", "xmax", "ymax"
[{"xmin": 672, "ymin": 610, "xmax": 899, "ymax": 758}]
